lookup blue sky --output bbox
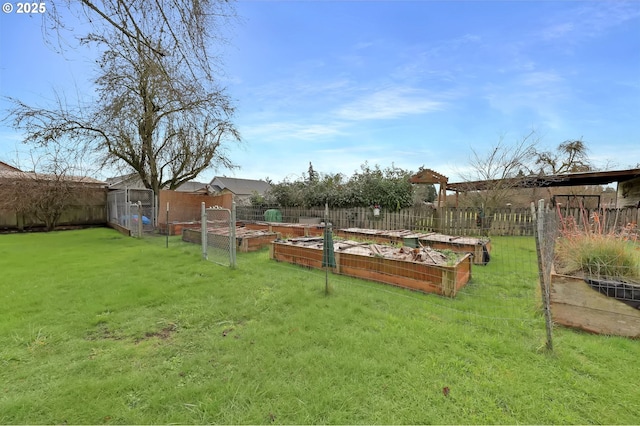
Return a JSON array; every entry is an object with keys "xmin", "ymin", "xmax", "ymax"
[{"xmin": 1, "ymin": 0, "xmax": 639, "ymax": 183}]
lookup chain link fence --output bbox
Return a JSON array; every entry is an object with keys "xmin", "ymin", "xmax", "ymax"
[
  {"xmin": 201, "ymin": 202, "xmax": 237, "ymax": 268},
  {"xmin": 107, "ymin": 188, "xmax": 155, "ymax": 236},
  {"xmin": 171, "ymin": 200, "xmax": 639, "ymax": 343}
]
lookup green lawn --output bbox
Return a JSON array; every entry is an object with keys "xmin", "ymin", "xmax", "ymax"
[{"xmin": 1, "ymin": 228, "xmax": 638, "ymax": 424}]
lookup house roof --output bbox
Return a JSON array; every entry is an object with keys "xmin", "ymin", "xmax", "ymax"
[
  {"xmin": 106, "ymin": 173, "xmax": 143, "ymax": 188},
  {"xmin": 445, "ymin": 168, "xmax": 640, "ymax": 192},
  {"xmin": 175, "ymin": 181, "xmax": 211, "ymax": 193},
  {"xmin": 107, "ymin": 174, "xmax": 214, "ymax": 193},
  {"xmin": 0, "ymin": 161, "xmax": 21, "ymax": 172},
  {"xmin": 0, "ymin": 169, "xmax": 107, "ymax": 186},
  {"xmin": 210, "ymin": 176, "xmax": 271, "ymax": 195}
]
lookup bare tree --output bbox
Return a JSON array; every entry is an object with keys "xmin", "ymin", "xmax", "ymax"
[
  {"xmin": 45, "ymin": 1, "xmax": 235, "ymax": 83},
  {"xmin": 458, "ymin": 131, "xmax": 539, "ymax": 215},
  {"xmin": 6, "ymin": 0, "xmax": 240, "ymax": 196},
  {"xmin": 535, "ymin": 139, "xmax": 592, "ymax": 174},
  {"xmin": 534, "ymin": 139, "xmax": 594, "ymax": 202},
  {"xmin": 0, "ymin": 148, "xmax": 101, "ymax": 231}
]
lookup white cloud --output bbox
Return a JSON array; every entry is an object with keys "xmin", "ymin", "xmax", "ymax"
[
  {"xmin": 336, "ymin": 86, "xmax": 446, "ymax": 121},
  {"xmin": 241, "ymin": 121, "xmax": 346, "ymax": 142},
  {"xmin": 520, "ymin": 71, "xmax": 563, "ymax": 86},
  {"xmin": 483, "ymin": 70, "xmax": 568, "ymax": 129},
  {"xmin": 540, "ymin": 22, "xmax": 575, "ymax": 41},
  {"xmin": 539, "ymin": 2, "xmax": 640, "ymax": 42}
]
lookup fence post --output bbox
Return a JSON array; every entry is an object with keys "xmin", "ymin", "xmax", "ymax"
[
  {"xmin": 201, "ymin": 202, "xmax": 207, "ymax": 260},
  {"xmin": 230, "ymin": 201, "xmax": 237, "ymax": 268},
  {"xmin": 165, "ymin": 202, "xmax": 169, "ymax": 248},
  {"xmin": 534, "ymin": 199, "xmax": 554, "ymax": 351},
  {"xmin": 137, "ymin": 201, "xmax": 143, "ymax": 238}
]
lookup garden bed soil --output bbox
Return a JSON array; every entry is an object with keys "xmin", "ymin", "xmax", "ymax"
[
  {"xmin": 270, "ymin": 237, "xmax": 472, "ymax": 297},
  {"xmin": 550, "ymin": 272, "xmax": 640, "ymax": 338},
  {"xmin": 335, "ymin": 228, "xmax": 491, "ymax": 265},
  {"xmin": 182, "ymin": 227, "xmax": 278, "ymax": 252}
]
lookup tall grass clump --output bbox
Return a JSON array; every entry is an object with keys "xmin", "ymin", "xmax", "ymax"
[{"xmin": 554, "ymin": 206, "xmax": 640, "ymax": 282}]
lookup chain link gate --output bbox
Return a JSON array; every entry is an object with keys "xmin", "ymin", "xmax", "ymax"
[
  {"xmin": 107, "ymin": 188, "xmax": 155, "ymax": 236},
  {"xmin": 201, "ymin": 202, "xmax": 237, "ymax": 268}
]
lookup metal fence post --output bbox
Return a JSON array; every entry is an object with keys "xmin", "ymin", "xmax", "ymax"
[
  {"xmin": 166, "ymin": 202, "xmax": 169, "ymax": 248},
  {"xmin": 230, "ymin": 201, "xmax": 237, "ymax": 268},
  {"xmin": 201, "ymin": 202, "xmax": 207, "ymax": 260},
  {"xmin": 137, "ymin": 201, "xmax": 143, "ymax": 238}
]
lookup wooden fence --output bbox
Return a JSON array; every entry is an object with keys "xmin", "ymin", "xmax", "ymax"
[
  {"xmin": 237, "ymin": 205, "xmax": 640, "ymax": 237},
  {"xmin": 0, "ymin": 187, "xmax": 108, "ymax": 231},
  {"xmin": 158, "ymin": 191, "xmax": 232, "ymax": 224}
]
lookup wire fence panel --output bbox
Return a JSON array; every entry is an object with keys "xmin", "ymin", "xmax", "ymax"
[
  {"xmin": 107, "ymin": 188, "xmax": 155, "ymax": 235},
  {"xmin": 535, "ymin": 201, "xmax": 557, "ymax": 350},
  {"xmin": 536, "ymin": 202, "xmax": 640, "ymax": 338},
  {"xmin": 245, "ymin": 205, "xmax": 547, "ymax": 347},
  {"xmin": 202, "ymin": 204, "xmax": 236, "ymax": 268},
  {"xmin": 237, "ymin": 206, "xmax": 540, "ymax": 236},
  {"xmin": 174, "ymin": 201, "xmax": 640, "ymax": 344}
]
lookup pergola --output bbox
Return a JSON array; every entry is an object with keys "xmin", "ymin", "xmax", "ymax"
[
  {"xmin": 408, "ymin": 168, "xmax": 448, "ymax": 207},
  {"xmin": 409, "ymin": 167, "xmax": 640, "ymax": 208}
]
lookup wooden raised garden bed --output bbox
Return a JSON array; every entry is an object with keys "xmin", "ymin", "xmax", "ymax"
[
  {"xmin": 335, "ymin": 228, "xmax": 491, "ymax": 265},
  {"xmin": 239, "ymin": 221, "xmax": 325, "ymax": 237},
  {"xmin": 270, "ymin": 237, "xmax": 472, "ymax": 297},
  {"xmin": 550, "ymin": 272, "xmax": 640, "ymax": 338},
  {"xmin": 182, "ymin": 227, "xmax": 278, "ymax": 252},
  {"xmin": 159, "ymin": 221, "xmax": 201, "ymax": 236}
]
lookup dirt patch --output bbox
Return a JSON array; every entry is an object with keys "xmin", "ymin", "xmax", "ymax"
[
  {"xmin": 136, "ymin": 323, "xmax": 178, "ymax": 343},
  {"xmin": 85, "ymin": 325, "xmax": 123, "ymax": 341},
  {"xmin": 87, "ymin": 323, "xmax": 178, "ymax": 343}
]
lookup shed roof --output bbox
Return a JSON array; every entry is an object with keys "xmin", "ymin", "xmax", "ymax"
[{"xmin": 446, "ymin": 168, "xmax": 640, "ymax": 192}]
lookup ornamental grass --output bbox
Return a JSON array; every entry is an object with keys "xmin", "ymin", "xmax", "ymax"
[{"xmin": 554, "ymin": 205, "xmax": 640, "ymax": 283}]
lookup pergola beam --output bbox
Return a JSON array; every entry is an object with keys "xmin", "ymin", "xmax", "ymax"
[{"xmin": 409, "ymin": 168, "xmax": 449, "ymax": 207}]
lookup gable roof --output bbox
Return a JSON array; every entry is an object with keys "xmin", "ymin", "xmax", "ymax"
[
  {"xmin": 0, "ymin": 161, "xmax": 21, "ymax": 172},
  {"xmin": 106, "ymin": 173, "xmax": 145, "ymax": 189},
  {"xmin": 107, "ymin": 173, "xmax": 214, "ymax": 193},
  {"xmin": 175, "ymin": 181, "xmax": 211, "ymax": 193},
  {"xmin": 210, "ymin": 176, "xmax": 271, "ymax": 195}
]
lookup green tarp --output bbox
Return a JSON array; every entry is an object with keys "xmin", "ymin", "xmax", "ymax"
[
  {"xmin": 264, "ymin": 209, "xmax": 282, "ymax": 222},
  {"xmin": 322, "ymin": 224, "xmax": 336, "ymax": 268}
]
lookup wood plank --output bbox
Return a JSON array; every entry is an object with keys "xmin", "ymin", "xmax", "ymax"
[
  {"xmin": 338, "ymin": 265, "xmax": 444, "ymax": 295},
  {"xmin": 551, "ymin": 303, "xmax": 640, "ymax": 338},
  {"xmin": 551, "ymin": 273, "xmax": 640, "ymax": 338},
  {"xmin": 271, "ymin": 240, "xmax": 471, "ymax": 297}
]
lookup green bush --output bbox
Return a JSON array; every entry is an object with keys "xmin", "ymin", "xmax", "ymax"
[{"xmin": 260, "ymin": 162, "xmax": 427, "ymax": 209}]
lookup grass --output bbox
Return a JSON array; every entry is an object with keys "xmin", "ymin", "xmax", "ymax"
[{"xmin": 1, "ymin": 228, "xmax": 639, "ymax": 424}]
